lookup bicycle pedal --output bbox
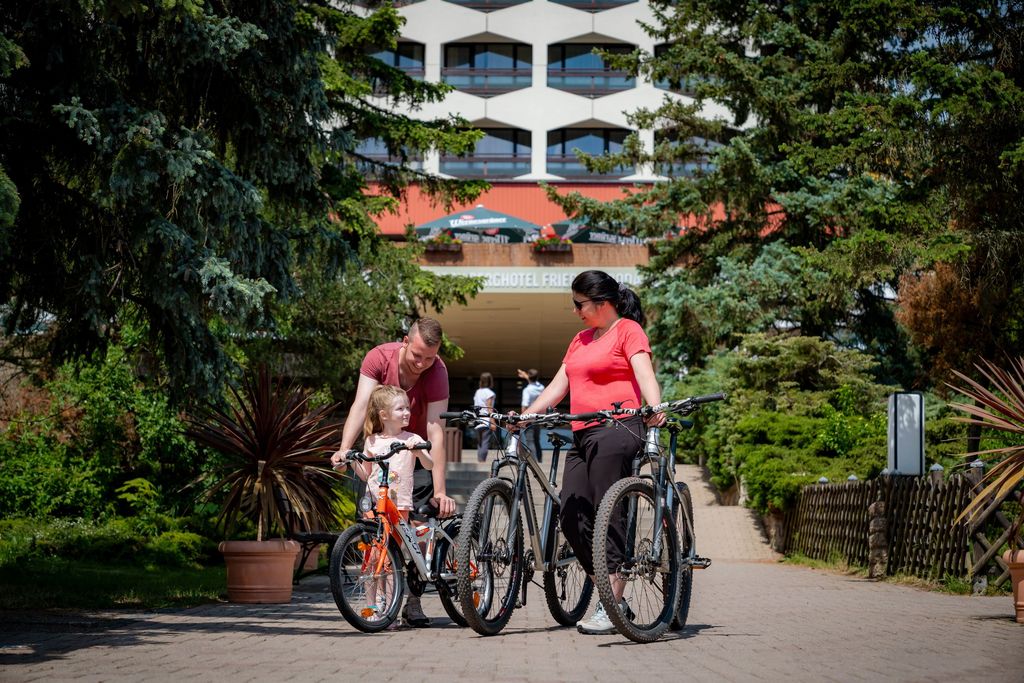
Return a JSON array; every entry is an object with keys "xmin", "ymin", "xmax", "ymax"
[{"xmin": 691, "ymin": 556, "xmax": 712, "ymax": 569}]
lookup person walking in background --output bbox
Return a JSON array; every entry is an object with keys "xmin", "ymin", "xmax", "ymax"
[
  {"xmin": 521, "ymin": 270, "xmax": 665, "ymax": 636},
  {"xmin": 473, "ymin": 372, "xmax": 497, "ymax": 462},
  {"xmin": 518, "ymin": 368, "xmax": 546, "ymax": 462}
]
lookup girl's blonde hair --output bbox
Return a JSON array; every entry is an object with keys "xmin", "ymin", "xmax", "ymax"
[{"xmin": 364, "ymin": 385, "xmax": 409, "ymax": 437}]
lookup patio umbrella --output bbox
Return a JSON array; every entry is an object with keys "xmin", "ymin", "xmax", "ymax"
[
  {"xmin": 415, "ymin": 205, "xmax": 541, "ymax": 244},
  {"xmin": 551, "ymin": 220, "xmax": 648, "ymax": 245}
]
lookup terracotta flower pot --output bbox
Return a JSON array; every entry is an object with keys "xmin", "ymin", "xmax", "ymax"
[
  {"xmin": 219, "ymin": 539, "xmax": 301, "ymax": 603},
  {"xmin": 1005, "ymin": 548, "xmax": 1024, "ymax": 624}
]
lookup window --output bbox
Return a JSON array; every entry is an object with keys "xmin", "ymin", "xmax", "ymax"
[
  {"xmin": 547, "ymin": 44, "xmax": 635, "ymax": 96},
  {"xmin": 443, "ymin": 44, "xmax": 532, "ymax": 95},
  {"xmin": 653, "ymin": 44, "xmax": 710, "ymax": 95},
  {"xmin": 547, "ymin": 0, "xmax": 637, "ymax": 11},
  {"xmin": 547, "ymin": 128, "xmax": 633, "ymax": 177},
  {"xmin": 371, "ymin": 41, "xmax": 425, "ymax": 78},
  {"xmin": 354, "ymin": 137, "xmax": 423, "ymax": 173},
  {"xmin": 653, "ymin": 132, "xmax": 723, "ymax": 177},
  {"xmin": 441, "ymin": 129, "xmax": 532, "ymax": 178},
  {"xmin": 354, "ymin": 0, "xmax": 424, "ymax": 6},
  {"xmin": 441, "ymin": 0, "xmax": 529, "ymax": 10}
]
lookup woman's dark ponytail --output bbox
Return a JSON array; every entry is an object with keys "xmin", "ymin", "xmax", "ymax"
[
  {"xmin": 616, "ymin": 284, "xmax": 646, "ymax": 327},
  {"xmin": 571, "ymin": 269, "xmax": 646, "ymax": 327}
]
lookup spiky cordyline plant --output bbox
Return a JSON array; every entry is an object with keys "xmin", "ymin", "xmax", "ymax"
[
  {"xmin": 189, "ymin": 366, "xmax": 341, "ymax": 541},
  {"xmin": 949, "ymin": 357, "xmax": 1024, "ymax": 546}
]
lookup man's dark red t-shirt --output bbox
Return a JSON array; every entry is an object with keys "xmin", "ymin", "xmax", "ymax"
[{"xmin": 360, "ymin": 342, "xmax": 449, "ymax": 442}]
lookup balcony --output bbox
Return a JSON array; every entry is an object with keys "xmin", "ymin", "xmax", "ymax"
[
  {"xmin": 548, "ymin": 0, "xmax": 638, "ymax": 10},
  {"xmin": 441, "ymin": 68, "xmax": 531, "ymax": 96},
  {"xmin": 547, "ymin": 69, "xmax": 635, "ymax": 96},
  {"xmin": 656, "ymin": 157, "xmax": 711, "ymax": 178},
  {"xmin": 546, "ymin": 154, "xmax": 633, "ymax": 178},
  {"xmin": 441, "ymin": 0, "xmax": 530, "ymax": 10},
  {"xmin": 353, "ymin": 0, "xmax": 424, "ymax": 5},
  {"xmin": 440, "ymin": 154, "xmax": 531, "ymax": 178}
]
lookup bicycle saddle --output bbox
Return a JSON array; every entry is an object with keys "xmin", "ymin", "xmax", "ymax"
[{"xmin": 410, "ymin": 502, "xmax": 440, "ymax": 521}]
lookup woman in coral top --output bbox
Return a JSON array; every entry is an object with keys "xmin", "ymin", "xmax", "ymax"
[{"xmin": 521, "ymin": 270, "xmax": 665, "ymax": 635}]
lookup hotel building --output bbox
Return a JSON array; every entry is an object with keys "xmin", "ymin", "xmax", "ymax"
[{"xmin": 363, "ymin": 0, "xmax": 728, "ymax": 408}]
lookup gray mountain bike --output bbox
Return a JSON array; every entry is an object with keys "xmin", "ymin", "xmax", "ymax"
[
  {"xmin": 592, "ymin": 393, "xmax": 725, "ymax": 643},
  {"xmin": 441, "ymin": 408, "xmax": 596, "ymax": 636}
]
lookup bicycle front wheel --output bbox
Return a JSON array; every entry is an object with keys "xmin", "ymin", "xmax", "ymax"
[
  {"xmin": 456, "ymin": 477, "xmax": 523, "ymax": 636},
  {"xmin": 543, "ymin": 539, "xmax": 593, "ymax": 626},
  {"xmin": 593, "ymin": 477, "xmax": 681, "ymax": 643},
  {"xmin": 671, "ymin": 483, "xmax": 695, "ymax": 631},
  {"xmin": 329, "ymin": 524, "xmax": 405, "ymax": 633}
]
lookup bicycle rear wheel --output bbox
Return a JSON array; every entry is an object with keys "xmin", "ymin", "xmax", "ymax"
[
  {"xmin": 593, "ymin": 477, "xmax": 681, "ymax": 643},
  {"xmin": 543, "ymin": 539, "xmax": 593, "ymax": 626},
  {"xmin": 670, "ymin": 483, "xmax": 695, "ymax": 631},
  {"xmin": 329, "ymin": 524, "xmax": 404, "ymax": 632},
  {"xmin": 434, "ymin": 519, "xmax": 468, "ymax": 627},
  {"xmin": 456, "ymin": 477, "xmax": 523, "ymax": 636}
]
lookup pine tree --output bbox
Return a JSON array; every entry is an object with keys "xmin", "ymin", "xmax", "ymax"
[
  {"xmin": 0, "ymin": 1, "xmax": 484, "ymax": 399},
  {"xmin": 550, "ymin": 0, "xmax": 1024, "ymax": 384}
]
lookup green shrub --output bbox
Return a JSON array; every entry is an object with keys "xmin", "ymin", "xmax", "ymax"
[
  {"xmin": 26, "ymin": 517, "xmax": 144, "ymax": 563},
  {"xmin": 0, "ymin": 516, "xmax": 220, "ymax": 569},
  {"xmin": 0, "ymin": 341, "xmax": 203, "ymax": 520},
  {"xmin": 670, "ymin": 333, "xmax": 893, "ymax": 514},
  {"xmin": 144, "ymin": 531, "xmax": 207, "ymax": 568}
]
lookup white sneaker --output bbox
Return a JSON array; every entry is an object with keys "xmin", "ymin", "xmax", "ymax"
[{"xmin": 576, "ymin": 601, "xmax": 616, "ymax": 635}]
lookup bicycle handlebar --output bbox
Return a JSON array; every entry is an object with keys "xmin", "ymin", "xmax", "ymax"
[
  {"xmin": 441, "ymin": 393, "xmax": 725, "ymax": 428},
  {"xmin": 340, "ymin": 440, "xmax": 432, "ymax": 465},
  {"xmin": 642, "ymin": 392, "xmax": 727, "ymax": 416}
]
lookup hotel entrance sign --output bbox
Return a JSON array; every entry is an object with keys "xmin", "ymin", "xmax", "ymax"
[{"xmin": 421, "ymin": 266, "xmax": 643, "ymax": 292}]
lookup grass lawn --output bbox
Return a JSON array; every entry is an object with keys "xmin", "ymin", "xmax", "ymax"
[{"xmin": 0, "ymin": 558, "xmax": 226, "ymax": 610}]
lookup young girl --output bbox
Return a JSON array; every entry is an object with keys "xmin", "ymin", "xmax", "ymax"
[
  {"xmin": 348, "ymin": 385, "xmax": 433, "ymax": 520},
  {"xmin": 346, "ymin": 385, "xmax": 432, "ymax": 624}
]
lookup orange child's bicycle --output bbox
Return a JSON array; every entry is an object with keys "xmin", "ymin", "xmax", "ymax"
[{"xmin": 329, "ymin": 440, "xmax": 470, "ymax": 632}]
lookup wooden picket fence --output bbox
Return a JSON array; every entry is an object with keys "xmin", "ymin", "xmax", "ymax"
[{"xmin": 783, "ymin": 472, "xmax": 1014, "ymax": 583}]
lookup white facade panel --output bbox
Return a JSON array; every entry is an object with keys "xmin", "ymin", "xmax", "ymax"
[{"xmin": 381, "ymin": 0, "xmax": 722, "ymax": 178}]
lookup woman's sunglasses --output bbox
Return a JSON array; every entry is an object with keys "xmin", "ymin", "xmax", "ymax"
[{"xmin": 572, "ymin": 298, "xmax": 594, "ymax": 310}]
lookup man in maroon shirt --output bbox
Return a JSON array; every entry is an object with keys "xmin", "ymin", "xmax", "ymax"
[{"xmin": 330, "ymin": 318, "xmax": 453, "ymax": 627}]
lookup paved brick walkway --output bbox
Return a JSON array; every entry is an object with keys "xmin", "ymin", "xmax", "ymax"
[
  {"xmin": 2, "ymin": 562, "xmax": 1020, "ymax": 682},
  {"xmin": 3, "ymin": 465, "xmax": 1021, "ymax": 681},
  {"xmin": 679, "ymin": 464, "xmax": 781, "ymax": 562}
]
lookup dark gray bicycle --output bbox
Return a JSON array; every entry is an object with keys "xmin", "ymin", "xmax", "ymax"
[
  {"xmin": 442, "ymin": 408, "xmax": 595, "ymax": 636},
  {"xmin": 592, "ymin": 393, "xmax": 725, "ymax": 643}
]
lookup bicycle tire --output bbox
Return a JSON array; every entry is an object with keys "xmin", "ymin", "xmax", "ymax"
[
  {"xmin": 329, "ymin": 524, "xmax": 405, "ymax": 632},
  {"xmin": 543, "ymin": 539, "xmax": 593, "ymax": 626},
  {"xmin": 593, "ymin": 477, "xmax": 681, "ymax": 643},
  {"xmin": 456, "ymin": 477, "xmax": 524, "ymax": 636},
  {"xmin": 670, "ymin": 483, "xmax": 695, "ymax": 631},
  {"xmin": 434, "ymin": 520, "xmax": 468, "ymax": 627}
]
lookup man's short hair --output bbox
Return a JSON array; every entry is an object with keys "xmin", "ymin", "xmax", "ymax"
[
  {"xmin": 409, "ymin": 317, "xmax": 443, "ymax": 347},
  {"xmin": 527, "ymin": 368, "xmax": 540, "ymax": 382}
]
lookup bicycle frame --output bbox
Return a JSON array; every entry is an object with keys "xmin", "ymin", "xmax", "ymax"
[
  {"xmin": 619, "ymin": 426, "xmax": 675, "ymax": 570},
  {"xmin": 624, "ymin": 422, "xmax": 702, "ymax": 569},
  {"xmin": 364, "ymin": 459, "xmax": 460, "ymax": 584},
  {"xmin": 489, "ymin": 428, "xmax": 570, "ymax": 575}
]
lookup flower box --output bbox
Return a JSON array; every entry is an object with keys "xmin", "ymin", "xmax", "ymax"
[
  {"xmin": 533, "ymin": 242, "xmax": 572, "ymax": 253},
  {"xmin": 425, "ymin": 242, "xmax": 463, "ymax": 252}
]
